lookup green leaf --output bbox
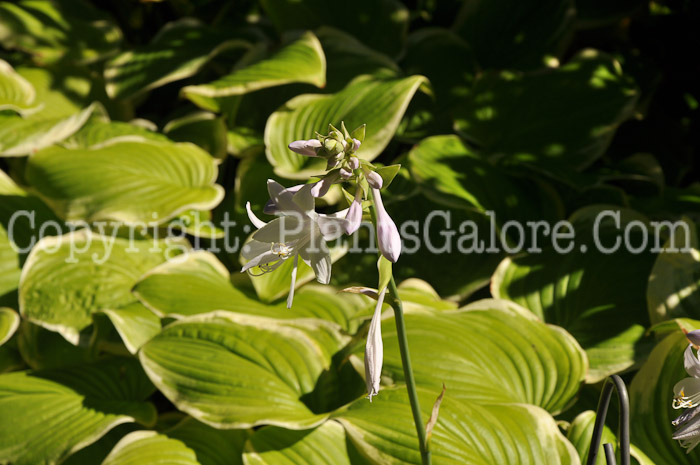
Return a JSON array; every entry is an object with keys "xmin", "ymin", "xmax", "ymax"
[
  {"xmin": 167, "ymin": 209, "xmax": 226, "ymax": 239},
  {"xmin": 647, "ymin": 218, "xmax": 700, "ymax": 324},
  {"xmin": 373, "ymin": 299, "xmax": 586, "ymax": 413},
  {"xmin": 259, "ymin": 0, "xmax": 409, "ymax": 56},
  {"xmin": 139, "ymin": 314, "xmax": 348, "ymax": 429},
  {"xmin": 377, "ymin": 256, "xmax": 392, "ymax": 293},
  {"xmin": 244, "ymin": 421, "xmax": 371, "ymax": 465},
  {"xmin": 629, "ymin": 330, "xmax": 700, "ymax": 464},
  {"xmin": 567, "ymin": 410, "xmax": 657, "ymax": 465},
  {"xmin": 134, "ymin": 251, "xmax": 268, "ymax": 318},
  {"xmin": 454, "ymin": 51, "xmax": 638, "ymax": 172},
  {"xmin": 64, "ymin": 117, "xmax": 170, "ymax": 149},
  {"xmin": 105, "ymin": 18, "xmax": 247, "ymax": 100},
  {"xmin": 0, "ymin": 221, "xmax": 20, "ymax": 303},
  {"xmin": 0, "ymin": 307, "xmax": 19, "ymax": 346},
  {"xmin": 166, "ymin": 416, "xmax": 247, "ymax": 465},
  {"xmin": 452, "ymin": 0, "xmax": 575, "ymax": 70},
  {"xmin": 0, "ymin": 358, "xmax": 156, "ymax": 465},
  {"xmin": 265, "ymin": 75, "xmax": 426, "ymax": 179},
  {"xmin": 492, "ymin": 207, "xmax": 657, "ymax": 382},
  {"xmin": 19, "ymin": 230, "xmax": 177, "ymax": 344},
  {"xmin": 0, "ymin": 0, "xmax": 122, "ymax": 65},
  {"xmin": 98, "ymin": 303, "xmax": 161, "ymax": 355},
  {"xmin": 0, "ymin": 59, "xmax": 40, "ymax": 115},
  {"xmin": 182, "ymin": 31, "xmax": 326, "ymax": 103},
  {"xmin": 0, "ymin": 102, "xmax": 97, "ymax": 157},
  {"xmin": 315, "ymin": 27, "xmax": 400, "ymax": 92},
  {"xmin": 101, "ymin": 431, "xmax": 198, "ymax": 465},
  {"xmin": 26, "ymin": 139, "xmax": 224, "ymax": 223},
  {"xmin": 164, "ymin": 112, "xmax": 228, "ymax": 160},
  {"xmin": 567, "ymin": 410, "xmax": 618, "ymax": 465},
  {"xmin": 408, "ymin": 135, "xmax": 564, "ymax": 224},
  {"xmin": 17, "ymin": 322, "xmax": 92, "ymax": 369},
  {"xmin": 335, "ymin": 387, "xmax": 580, "ymax": 464}
]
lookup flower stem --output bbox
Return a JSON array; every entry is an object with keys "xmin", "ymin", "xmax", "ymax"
[
  {"xmin": 368, "ymin": 188, "xmax": 431, "ymax": 465},
  {"xmin": 387, "ymin": 276, "xmax": 431, "ymax": 465}
]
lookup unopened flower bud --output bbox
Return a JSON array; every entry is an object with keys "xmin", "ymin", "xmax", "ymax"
[
  {"xmin": 367, "ymin": 171, "xmax": 383, "ymax": 189},
  {"xmin": 688, "ymin": 330, "xmax": 700, "ymax": 347},
  {"xmin": 365, "ymin": 288, "xmax": 386, "ymax": 401},
  {"xmin": 288, "ymin": 139, "xmax": 322, "ymax": 157},
  {"xmin": 348, "ymin": 157, "xmax": 359, "ymax": 170},
  {"xmin": 373, "ymin": 188, "xmax": 401, "ymax": 262},
  {"xmin": 352, "ymin": 139, "xmax": 361, "ymax": 151},
  {"xmin": 345, "ymin": 190, "xmax": 363, "ymax": 234},
  {"xmin": 340, "ymin": 167, "xmax": 353, "ymax": 180}
]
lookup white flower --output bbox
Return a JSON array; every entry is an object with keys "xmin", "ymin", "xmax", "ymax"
[
  {"xmin": 365, "ymin": 288, "xmax": 387, "ymax": 401},
  {"xmin": 672, "ymin": 331, "xmax": 700, "ymax": 453},
  {"xmin": 373, "ymin": 188, "xmax": 401, "ymax": 262},
  {"xmin": 242, "ymin": 180, "xmax": 346, "ymax": 308}
]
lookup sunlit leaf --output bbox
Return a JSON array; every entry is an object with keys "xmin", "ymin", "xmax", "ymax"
[
  {"xmin": 26, "ymin": 139, "xmax": 224, "ymax": 223},
  {"xmin": 265, "ymin": 75, "xmax": 426, "ymax": 179},
  {"xmin": 335, "ymin": 387, "xmax": 580, "ymax": 464},
  {"xmin": 0, "ymin": 358, "xmax": 156, "ymax": 465},
  {"xmin": 139, "ymin": 313, "xmax": 348, "ymax": 429},
  {"xmin": 19, "ymin": 230, "xmax": 180, "ymax": 344},
  {"xmin": 182, "ymin": 31, "xmax": 326, "ymax": 104},
  {"xmin": 0, "ymin": 59, "xmax": 40, "ymax": 115},
  {"xmin": 98, "ymin": 303, "xmax": 161, "ymax": 354},
  {"xmin": 101, "ymin": 430, "xmax": 198, "ymax": 465},
  {"xmin": 0, "ymin": 307, "xmax": 19, "ymax": 346}
]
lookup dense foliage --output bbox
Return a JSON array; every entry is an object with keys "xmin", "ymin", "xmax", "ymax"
[{"xmin": 0, "ymin": 0, "xmax": 698, "ymax": 464}]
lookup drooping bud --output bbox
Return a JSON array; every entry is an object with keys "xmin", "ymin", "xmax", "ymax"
[
  {"xmin": 288, "ymin": 139, "xmax": 322, "ymax": 157},
  {"xmin": 345, "ymin": 189, "xmax": 363, "ymax": 234},
  {"xmin": 367, "ymin": 171, "xmax": 383, "ymax": 189},
  {"xmin": 310, "ymin": 171, "xmax": 341, "ymax": 198},
  {"xmin": 348, "ymin": 156, "xmax": 360, "ymax": 170},
  {"xmin": 365, "ymin": 288, "xmax": 386, "ymax": 401},
  {"xmin": 373, "ymin": 188, "xmax": 401, "ymax": 262}
]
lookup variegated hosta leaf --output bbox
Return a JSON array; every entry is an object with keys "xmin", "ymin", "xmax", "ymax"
[
  {"xmin": 0, "ymin": 358, "xmax": 156, "ymax": 465},
  {"xmin": 334, "ymin": 387, "xmax": 580, "ymax": 465},
  {"xmin": 100, "ymin": 431, "xmax": 198, "ymax": 465},
  {"xmin": 163, "ymin": 112, "xmax": 228, "ymax": 160},
  {"xmin": 19, "ymin": 230, "xmax": 181, "ymax": 345},
  {"xmin": 0, "ymin": 0, "xmax": 122, "ymax": 65},
  {"xmin": 105, "ymin": 18, "xmax": 248, "ymax": 100},
  {"xmin": 139, "ymin": 313, "xmax": 349, "ymax": 429},
  {"xmin": 492, "ymin": 206, "xmax": 656, "ymax": 382},
  {"xmin": 0, "ymin": 307, "xmax": 19, "ymax": 346},
  {"xmin": 134, "ymin": 251, "xmax": 370, "ymax": 332},
  {"xmin": 0, "ymin": 222, "xmax": 20, "ymax": 303},
  {"xmin": 166, "ymin": 417, "xmax": 247, "ymax": 465},
  {"xmin": 0, "ymin": 102, "xmax": 97, "ymax": 157},
  {"xmin": 0, "ymin": 59, "xmax": 40, "ymax": 115},
  {"xmin": 64, "ymin": 116, "xmax": 170, "ymax": 149},
  {"xmin": 26, "ymin": 139, "xmax": 224, "ymax": 223},
  {"xmin": 182, "ymin": 31, "xmax": 326, "ymax": 107},
  {"xmin": 264, "ymin": 75, "xmax": 426, "ymax": 179},
  {"xmin": 244, "ymin": 421, "xmax": 371, "ymax": 465},
  {"xmin": 98, "ymin": 303, "xmax": 161, "ymax": 355},
  {"xmin": 647, "ymin": 218, "xmax": 700, "ymax": 324},
  {"xmin": 372, "ymin": 299, "xmax": 586, "ymax": 413}
]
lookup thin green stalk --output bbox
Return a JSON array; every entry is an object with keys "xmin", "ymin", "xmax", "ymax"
[
  {"xmin": 368, "ymin": 188, "xmax": 431, "ymax": 465},
  {"xmin": 388, "ymin": 276, "xmax": 431, "ymax": 465}
]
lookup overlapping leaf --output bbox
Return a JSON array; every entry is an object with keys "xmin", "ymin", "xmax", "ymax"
[
  {"xmin": 244, "ymin": 421, "xmax": 370, "ymax": 465},
  {"xmin": 492, "ymin": 207, "xmax": 657, "ymax": 382},
  {"xmin": 647, "ymin": 218, "xmax": 700, "ymax": 324},
  {"xmin": 105, "ymin": 18, "xmax": 247, "ymax": 99},
  {"xmin": 335, "ymin": 387, "xmax": 580, "ymax": 464},
  {"xmin": 19, "ymin": 230, "xmax": 178, "ymax": 344},
  {"xmin": 371, "ymin": 299, "xmax": 586, "ymax": 413},
  {"xmin": 0, "ymin": 59, "xmax": 40, "ymax": 115},
  {"xmin": 182, "ymin": 31, "xmax": 326, "ymax": 105},
  {"xmin": 0, "ymin": 307, "xmax": 19, "ymax": 346},
  {"xmin": 265, "ymin": 75, "xmax": 426, "ymax": 178},
  {"xmin": 26, "ymin": 140, "xmax": 224, "ymax": 223},
  {"xmin": 139, "ymin": 313, "xmax": 348, "ymax": 429},
  {"xmin": 98, "ymin": 303, "xmax": 161, "ymax": 354},
  {"xmin": 100, "ymin": 431, "xmax": 198, "ymax": 465},
  {"xmin": 0, "ymin": 358, "xmax": 156, "ymax": 465},
  {"xmin": 454, "ymin": 51, "xmax": 638, "ymax": 172}
]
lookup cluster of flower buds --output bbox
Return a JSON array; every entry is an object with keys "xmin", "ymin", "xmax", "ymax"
[{"xmin": 288, "ymin": 122, "xmax": 401, "ymax": 263}]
